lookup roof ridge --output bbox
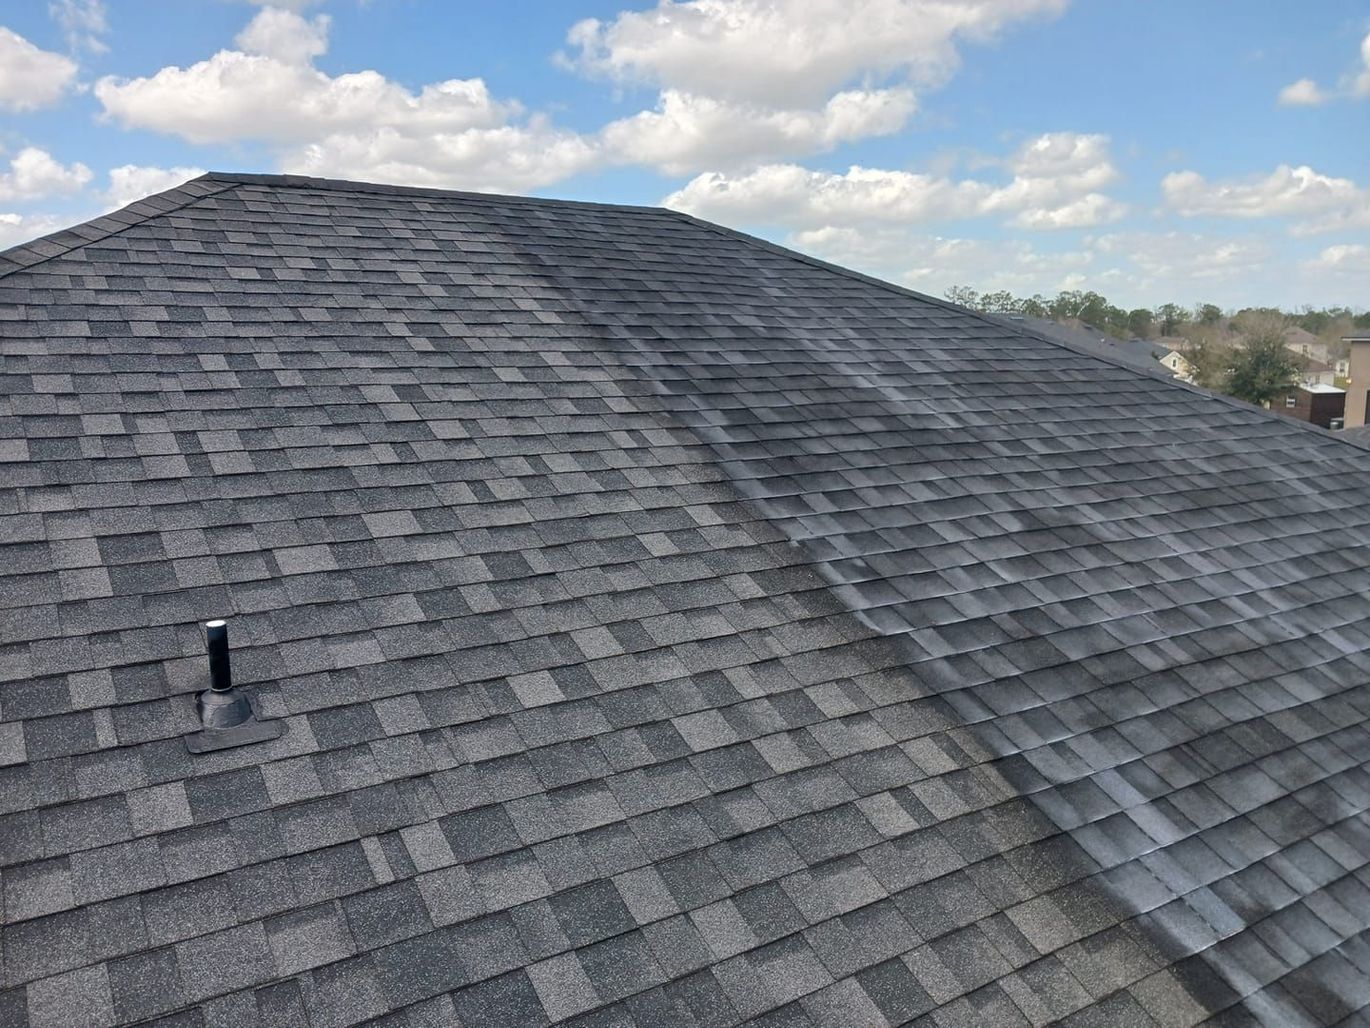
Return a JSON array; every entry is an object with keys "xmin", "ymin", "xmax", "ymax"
[
  {"xmin": 0, "ymin": 176, "xmax": 236, "ymax": 281},
  {"xmin": 199, "ymin": 171, "xmax": 675, "ymax": 216},
  {"xmin": 671, "ymin": 210, "xmax": 1369, "ymax": 453}
]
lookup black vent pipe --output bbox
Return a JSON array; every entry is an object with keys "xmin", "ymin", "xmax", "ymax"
[
  {"xmin": 185, "ymin": 616, "xmax": 284, "ymax": 752},
  {"xmin": 206, "ymin": 619, "xmax": 232, "ymax": 692}
]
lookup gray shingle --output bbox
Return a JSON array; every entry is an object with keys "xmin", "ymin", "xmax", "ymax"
[
  {"xmin": 2, "ymin": 171, "xmax": 1368, "ymax": 1028},
  {"xmin": 3, "ymin": 858, "xmax": 75, "ymax": 921},
  {"xmin": 527, "ymin": 951, "xmax": 600, "ymax": 1022},
  {"xmin": 265, "ymin": 900, "xmax": 355, "ymax": 975},
  {"xmin": 549, "ymin": 878, "xmax": 636, "ymax": 947},
  {"xmin": 175, "ymin": 922, "xmax": 277, "ymax": 1002},
  {"xmin": 416, "ymin": 864, "xmax": 481, "ymax": 927},
  {"xmin": 450, "ymin": 970, "xmax": 550, "ymax": 1028},
  {"xmin": 70, "ymin": 837, "xmax": 167, "ymax": 904},
  {"xmin": 108, "ymin": 947, "xmax": 185, "ymax": 1022},
  {"xmin": 144, "ymin": 875, "xmax": 238, "ymax": 946},
  {"xmin": 26, "ymin": 964, "xmax": 115, "ymax": 1028},
  {"xmin": 303, "ymin": 955, "xmax": 388, "ymax": 1028},
  {"xmin": 343, "ymin": 880, "xmax": 433, "ymax": 949}
]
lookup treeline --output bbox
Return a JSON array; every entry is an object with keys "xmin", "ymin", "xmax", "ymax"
[{"xmin": 943, "ymin": 286, "xmax": 1370, "ymax": 343}]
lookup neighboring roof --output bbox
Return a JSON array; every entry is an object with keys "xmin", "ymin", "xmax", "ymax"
[
  {"xmin": 4, "ymin": 173, "xmax": 1370, "ymax": 1027},
  {"xmin": 1011, "ymin": 317, "xmax": 1181, "ymax": 373},
  {"xmin": 1298, "ymin": 383, "xmax": 1345, "ymax": 395}
]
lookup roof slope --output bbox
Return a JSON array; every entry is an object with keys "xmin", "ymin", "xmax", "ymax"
[{"xmin": 2, "ymin": 173, "xmax": 1370, "ymax": 1027}]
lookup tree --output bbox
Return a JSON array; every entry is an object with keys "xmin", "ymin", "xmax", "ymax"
[
  {"xmin": 1077, "ymin": 292, "xmax": 1112, "ymax": 327},
  {"xmin": 1195, "ymin": 303, "xmax": 1223, "ymax": 325},
  {"xmin": 1155, "ymin": 303, "xmax": 1187, "ymax": 336},
  {"xmin": 979, "ymin": 290, "xmax": 1020, "ymax": 314},
  {"xmin": 1126, "ymin": 308, "xmax": 1153, "ymax": 339},
  {"xmin": 1182, "ymin": 326, "xmax": 1233, "ymax": 390},
  {"xmin": 1049, "ymin": 290, "xmax": 1085, "ymax": 320},
  {"xmin": 1225, "ymin": 314, "xmax": 1302, "ymax": 406},
  {"xmin": 944, "ymin": 286, "xmax": 979, "ymax": 309}
]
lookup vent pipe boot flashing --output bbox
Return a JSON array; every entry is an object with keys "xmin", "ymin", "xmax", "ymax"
[{"xmin": 185, "ymin": 618, "xmax": 285, "ymax": 753}]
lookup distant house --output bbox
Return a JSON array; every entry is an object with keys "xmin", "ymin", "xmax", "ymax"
[
  {"xmin": 1111, "ymin": 338, "xmax": 1195, "ymax": 381},
  {"xmin": 1155, "ymin": 346, "xmax": 1195, "ymax": 380},
  {"xmin": 1344, "ymin": 335, "xmax": 1370, "ymax": 428},
  {"xmin": 1274, "ymin": 382, "xmax": 1346, "ymax": 429},
  {"xmin": 1284, "ymin": 326, "xmax": 1330, "ymax": 364},
  {"xmin": 1301, "ymin": 357, "xmax": 1336, "ymax": 387}
]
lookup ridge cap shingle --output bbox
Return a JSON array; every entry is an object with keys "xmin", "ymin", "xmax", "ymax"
[
  {"xmin": 198, "ymin": 171, "xmax": 677, "ymax": 217},
  {"xmin": 0, "ymin": 176, "xmax": 236, "ymax": 281}
]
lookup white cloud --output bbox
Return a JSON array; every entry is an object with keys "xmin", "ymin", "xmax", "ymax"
[
  {"xmin": 1162, "ymin": 164, "xmax": 1370, "ymax": 233},
  {"xmin": 0, "ymin": 26, "xmax": 78, "ymax": 111},
  {"xmin": 104, "ymin": 164, "xmax": 206, "ymax": 209},
  {"xmin": 665, "ymin": 132, "xmax": 1125, "ymax": 230},
  {"xmin": 93, "ymin": 7, "xmax": 595, "ymax": 191},
  {"xmin": 49, "ymin": 0, "xmax": 108, "ymax": 54},
  {"xmin": 96, "ymin": 48, "xmax": 513, "ymax": 147},
  {"xmin": 984, "ymin": 132, "xmax": 1125, "ymax": 227},
  {"xmin": 1277, "ymin": 30, "xmax": 1370, "ymax": 105},
  {"xmin": 91, "ymin": 2, "xmax": 1076, "ymax": 191},
  {"xmin": 1008, "ymin": 193, "xmax": 1125, "ymax": 229},
  {"xmin": 600, "ymin": 87, "xmax": 914, "ymax": 174},
  {"xmin": 1092, "ymin": 231, "xmax": 1273, "ymax": 284},
  {"xmin": 1358, "ymin": 31, "xmax": 1370, "ymax": 97},
  {"xmin": 792, "ymin": 225, "xmax": 1094, "ymax": 296},
  {"xmin": 246, "ymin": 0, "xmax": 322, "ymax": 8},
  {"xmin": 573, "ymin": 0, "xmax": 1072, "ymax": 175},
  {"xmin": 1306, "ymin": 243, "xmax": 1370, "ymax": 277},
  {"xmin": 235, "ymin": 5, "xmax": 329, "ymax": 65},
  {"xmin": 667, "ymin": 163, "xmax": 990, "ymax": 224},
  {"xmin": 782, "ymin": 224, "xmax": 1301, "ymax": 309},
  {"xmin": 1277, "ymin": 78, "xmax": 1327, "ymax": 107},
  {"xmin": 564, "ymin": 0, "xmax": 1067, "ymax": 107},
  {"xmin": 286, "ymin": 120, "xmax": 599, "ymax": 193},
  {"xmin": 0, "ymin": 147, "xmax": 92, "ymax": 202},
  {"xmin": 0, "ymin": 211, "xmax": 67, "ymax": 249}
]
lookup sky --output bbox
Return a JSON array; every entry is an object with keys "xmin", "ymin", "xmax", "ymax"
[{"xmin": 1, "ymin": 0, "xmax": 1367, "ymax": 311}]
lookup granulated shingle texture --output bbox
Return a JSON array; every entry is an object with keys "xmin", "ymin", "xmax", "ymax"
[{"xmin": 2, "ymin": 172, "xmax": 1370, "ymax": 1026}]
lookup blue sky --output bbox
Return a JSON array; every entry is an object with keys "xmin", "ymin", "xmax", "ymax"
[{"xmin": 1, "ymin": 0, "xmax": 1367, "ymax": 309}]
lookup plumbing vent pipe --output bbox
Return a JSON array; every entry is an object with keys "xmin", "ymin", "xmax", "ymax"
[{"xmin": 185, "ymin": 618, "xmax": 285, "ymax": 754}]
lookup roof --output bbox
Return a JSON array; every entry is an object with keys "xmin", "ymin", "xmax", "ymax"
[
  {"xmin": 4, "ymin": 172, "xmax": 1370, "ymax": 1027},
  {"xmin": 1011, "ymin": 318, "xmax": 1181, "ymax": 372},
  {"xmin": 1120, "ymin": 338, "xmax": 1185, "ymax": 363},
  {"xmin": 1298, "ymin": 383, "xmax": 1345, "ymax": 394}
]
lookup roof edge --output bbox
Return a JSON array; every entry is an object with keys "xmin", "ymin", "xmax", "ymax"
[
  {"xmin": 198, "ymin": 171, "xmax": 674, "ymax": 216},
  {"xmin": 0, "ymin": 176, "xmax": 236, "ymax": 281}
]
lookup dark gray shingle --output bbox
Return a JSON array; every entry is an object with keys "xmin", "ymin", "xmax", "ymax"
[{"xmin": 2, "ymin": 172, "xmax": 1369, "ymax": 1026}]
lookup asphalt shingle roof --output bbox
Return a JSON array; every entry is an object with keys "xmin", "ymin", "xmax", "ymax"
[{"xmin": 3, "ymin": 172, "xmax": 1370, "ymax": 1026}]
